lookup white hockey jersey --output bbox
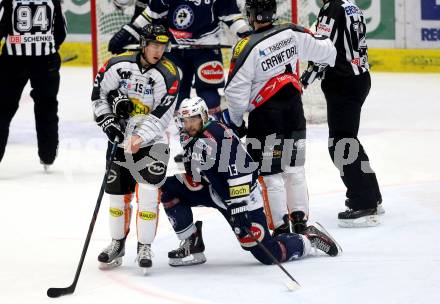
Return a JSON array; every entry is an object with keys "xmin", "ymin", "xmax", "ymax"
[
  {"xmin": 224, "ymin": 24, "xmax": 337, "ymax": 126},
  {"xmin": 91, "ymin": 52, "xmax": 180, "ymax": 146}
]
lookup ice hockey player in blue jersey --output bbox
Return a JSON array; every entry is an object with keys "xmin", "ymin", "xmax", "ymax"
[
  {"xmin": 160, "ymin": 96, "xmax": 341, "ymax": 266},
  {"xmin": 108, "ymin": 0, "xmax": 251, "ymax": 120}
]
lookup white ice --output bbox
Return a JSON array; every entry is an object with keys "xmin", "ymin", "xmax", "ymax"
[{"xmin": 0, "ymin": 68, "xmax": 439, "ymax": 304}]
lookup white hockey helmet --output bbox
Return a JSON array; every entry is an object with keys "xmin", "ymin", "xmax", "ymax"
[{"xmin": 178, "ymin": 96, "xmax": 209, "ymax": 125}]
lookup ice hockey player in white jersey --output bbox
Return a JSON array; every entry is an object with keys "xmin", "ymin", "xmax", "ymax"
[
  {"xmin": 223, "ymin": 0, "xmax": 336, "ymax": 236},
  {"xmin": 91, "ymin": 24, "xmax": 180, "ymax": 272}
]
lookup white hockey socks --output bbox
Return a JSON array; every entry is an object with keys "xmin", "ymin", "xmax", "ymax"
[
  {"xmin": 259, "ymin": 174, "xmax": 288, "ymax": 229},
  {"xmin": 283, "ymin": 166, "xmax": 309, "ymax": 218},
  {"xmin": 109, "ymin": 194, "xmax": 133, "ymax": 240},
  {"xmin": 136, "ymin": 183, "xmax": 159, "ymax": 245}
]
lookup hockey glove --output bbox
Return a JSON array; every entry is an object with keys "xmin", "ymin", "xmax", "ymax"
[
  {"xmin": 220, "ymin": 109, "xmax": 247, "ymax": 138},
  {"xmin": 228, "ymin": 201, "xmax": 252, "ymax": 239},
  {"xmin": 108, "ymin": 90, "xmax": 134, "ymax": 119},
  {"xmin": 237, "ymin": 25, "xmax": 253, "ymax": 38},
  {"xmin": 96, "ymin": 113, "xmax": 124, "ymax": 143},
  {"xmin": 108, "ymin": 23, "xmax": 140, "ymax": 54},
  {"xmin": 300, "ymin": 62, "xmax": 328, "ymax": 88}
]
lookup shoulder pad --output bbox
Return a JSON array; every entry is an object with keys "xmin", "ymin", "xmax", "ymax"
[
  {"xmin": 155, "ymin": 57, "xmax": 180, "ymax": 90},
  {"xmin": 107, "ymin": 52, "xmax": 138, "ymax": 67}
]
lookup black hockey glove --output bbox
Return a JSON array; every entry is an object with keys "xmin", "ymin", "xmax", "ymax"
[
  {"xmin": 108, "ymin": 23, "xmax": 140, "ymax": 54},
  {"xmin": 228, "ymin": 201, "xmax": 252, "ymax": 239},
  {"xmin": 237, "ymin": 25, "xmax": 253, "ymax": 38},
  {"xmin": 220, "ymin": 109, "xmax": 248, "ymax": 138},
  {"xmin": 108, "ymin": 90, "xmax": 134, "ymax": 119},
  {"xmin": 300, "ymin": 62, "xmax": 328, "ymax": 88},
  {"xmin": 96, "ymin": 113, "xmax": 124, "ymax": 143}
]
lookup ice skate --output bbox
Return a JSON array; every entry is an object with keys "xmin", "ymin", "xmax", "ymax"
[
  {"xmin": 136, "ymin": 243, "xmax": 153, "ymax": 273},
  {"xmin": 304, "ymin": 223, "xmax": 341, "ymax": 257},
  {"xmin": 168, "ymin": 221, "xmax": 206, "ymax": 267},
  {"xmin": 290, "ymin": 211, "xmax": 307, "ymax": 234},
  {"xmin": 272, "ymin": 214, "xmax": 291, "ymax": 237},
  {"xmin": 98, "ymin": 238, "xmax": 125, "ymax": 269},
  {"xmin": 338, "ymin": 207, "xmax": 379, "ymax": 228}
]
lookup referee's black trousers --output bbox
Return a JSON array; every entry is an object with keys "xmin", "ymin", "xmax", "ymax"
[
  {"xmin": 322, "ymin": 72, "xmax": 382, "ymax": 210},
  {"xmin": 0, "ymin": 53, "xmax": 61, "ymax": 163}
]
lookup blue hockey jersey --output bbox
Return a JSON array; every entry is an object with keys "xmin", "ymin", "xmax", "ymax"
[
  {"xmin": 133, "ymin": 0, "xmax": 247, "ymax": 44},
  {"xmin": 180, "ymin": 119, "xmax": 262, "ymax": 208}
]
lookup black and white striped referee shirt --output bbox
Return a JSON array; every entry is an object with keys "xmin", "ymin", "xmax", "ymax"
[
  {"xmin": 315, "ymin": 0, "xmax": 369, "ymax": 78},
  {"xmin": 0, "ymin": 0, "xmax": 66, "ymax": 56}
]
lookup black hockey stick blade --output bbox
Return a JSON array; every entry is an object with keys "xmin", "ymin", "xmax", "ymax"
[{"xmin": 47, "ymin": 285, "xmax": 75, "ymax": 298}]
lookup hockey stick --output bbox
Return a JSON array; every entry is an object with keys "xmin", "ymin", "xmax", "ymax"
[
  {"xmin": 124, "ymin": 43, "xmax": 232, "ymax": 51},
  {"xmin": 243, "ymin": 227, "xmax": 301, "ymax": 291},
  {"xmin": 47, "ymin": 138, "xmax": 120, "ymax": 298},
  {"xmin": 61, "ymin": 54, "xmax": 78, "ymax": 63}
]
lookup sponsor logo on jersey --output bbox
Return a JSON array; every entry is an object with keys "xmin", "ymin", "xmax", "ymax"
[
  {"xmin": 139, "ymin": 211, "xmax": 157, "ymax": 220},
  {"xmin": 169, "ymin": 28, "xmax": 193, "ymax": 39},
  {"xmin": 107, "ymin": 169, "xmax": 118, "ymax": 183},
  {"xmin": 117, "ymin": 68, "xmax": 132, "ymax": 80},
  {"xmin": 233, "ymin": 37, "xmax": 250, "ymax": 58},
  {"xmin": 129, "ymin": 98, "xmax": 150, "ymax": 116},
  {"xmin": 162, "ymin": 59, "xmax": 177, "ymax": 76},
  {"xmin": 173, "ymin": 5, "xmax": 194, "ymax": 30},
  {"xmin": 8, "ymin": 35, "xmax": 21, "ymax": 44},
  {"xmin": 317, "ymin": 23, "xmax": 332, "ymax": 34},
  {"xmin": 147, "ymin": 161, "xmax": 166, "ymax": 175},
  {"xmin": 259, "ymin": 38, "xmax": 294, "ymax": 57},
  {"xmin": 110, "ymin": 208, "xmax": 123, "ymax": 217},
  {"xmin": 22, "ymin": 34, "xmax": 53, "ymax": 43},
  {"xmin": 197, "ymin": 61, "xmax": 224, "ymax": 84},
  {"xmin": 344, "ymin": 5, "xmax": 362, "ymax": 16},
  {"xmin": 260, "ymin": 46, "xmax": 298, "ymax": 71},
  {"xmin": 239, "ymin": 223, "xmax": 265, "ymax": 248},
  {"xmin": 229, "ymin": 184, "xmax": 250, "ymax": 198},
  {"xmin": 168, "ymin": 80, "xmax": 179, "ymax": 94}
]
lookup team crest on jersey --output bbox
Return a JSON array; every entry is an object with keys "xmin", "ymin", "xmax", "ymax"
[
  {"xmin": 233, "ymin": 37, "xmax": 250, "ymax": 58},
  {"xmin": 197, "ymin": 61, "xmax": 224, "ymax": 84},
  {"xmin": 173, "ymin": 5, "xmax": 194, "ymax": 29},
  {"xmin": 238, "ymin": 223, "xmax": 265, "ymax": 248},
  {"xmin": 129, "ymin": 98, "xmax": 150, "ymax": 116}
]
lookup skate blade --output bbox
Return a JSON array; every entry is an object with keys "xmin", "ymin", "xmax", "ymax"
[
  {"xmin": 377, "ymin": 205, "xmax": 385, "ymax": 215},
  {"xmin": 169, "ymin": 253, "xmax": 207, "ymax": 267},
  {"xmin": 314, "ymin": 222, "xmax": 343, "ymax": 254},
  {"xmin": 338, "ymin": 215, "xmax": 380, "ymax": 228},
  {"xmin": 99, "ymin": 257, "xmax": 122, "ymax": 270}
]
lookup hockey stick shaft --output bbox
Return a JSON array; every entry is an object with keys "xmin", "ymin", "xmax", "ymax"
[
  {"xmin": 244, "ymin": 227, "xmax": 301, "ymax": 287},
  {"xmin": 61, "ymin": 54, "xmax": 78, "ymax": 63},
  {"xmin": 47, "ymin": 139, "xmax": 120, "ymax": 298},
  {"xmin": 124, "ymin": 43, "xmax": 232, "ymax": 51}
]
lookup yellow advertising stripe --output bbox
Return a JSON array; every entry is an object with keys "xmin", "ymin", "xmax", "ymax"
[
  {"xmin": 30, "ymin": 42, "xmax": 440, "ymax": 73},
  {"xmin": 369, "ymin": 48, "xmax": 440, "ymax": 73}
]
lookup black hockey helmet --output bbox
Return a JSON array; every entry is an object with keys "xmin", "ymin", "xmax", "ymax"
[
  {"xmin": 139, "ymin": 24, "xmax": 171, "ymax": 52},
  {"xmin": 245, "ymin": 0, "xmax": 277, "ymax": 24}
]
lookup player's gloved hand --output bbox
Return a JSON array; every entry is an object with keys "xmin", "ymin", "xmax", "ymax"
[
  {"xmin": 237, "ymin": 25, "xmax": 253, "ymax": 38},
  {"xmin": 108, "ymin": 23, "xmax": 140, "ymax": 54},
  {"xmin": 228, "ymin": 201, "xmax": 252, "ymax": 238},
  {"xmin": 108, "ymin": 90, "xmax": 134, "ymax": 119},
  {"xmin": 300, "ymin": 62, "xmax": 328, "ymax": 88},
  {"xmin": 96, "ymin": 113, "xmax": 125, "ymax": 143},
  {"xmin": 220, "ymin": 109, "xmax": 247, "ymax": 138}
]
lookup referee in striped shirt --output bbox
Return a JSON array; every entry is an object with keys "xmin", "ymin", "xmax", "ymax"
[
  {"xmin": 0, "ymin": 0, "xmax": 66, "ymax": 168},
  {"xmin": 301, "ymin": 0, "xmax": 382, "ymax": 227}
]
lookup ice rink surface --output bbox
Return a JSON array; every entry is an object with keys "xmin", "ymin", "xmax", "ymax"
[{"xmin": 1, "ymin": 68, "xmax": 439, "ymax": 304}]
